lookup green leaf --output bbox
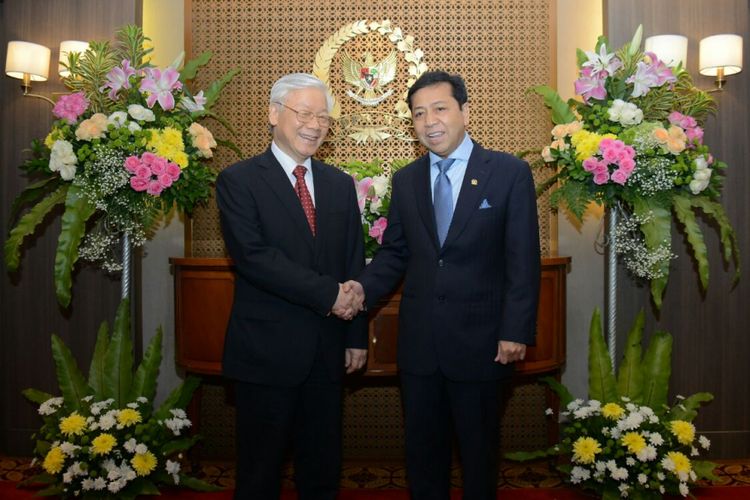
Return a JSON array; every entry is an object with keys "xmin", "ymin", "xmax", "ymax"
[
  {"xmin": 178, "ymin": 475, "xmax": 223, "ymax": 492},
  {"xmin": 103, "ymin": 299, "xmax": 134, "ymax": 407},
  {"xmin": 632, "ymin": 197, "xmax": 672, "ymax": 309},
  {"xmin": 154, "ymin": 376, "xmax": 201, "ymax": 420},
  {"xmin": 540, "ymin": 375, "xmax": 574, "ymax": 408},
  {"xmin": 616, "ymin": 310, "xmax": 645, "ymax": 403},
  {"xmin": 215, "ymin": 137, "xmax": 244, "ymax": 159},
  {"xmin": 529, "ymin": 85, "xmax": 577, "ymax": 124},
  {"xmin": 50, "ymin": 334, "xmax": 90, "ymax": 412},
  {"xmin": 160, "ymin": 435, "xmax": 200, "ymax": 455},
  {"xmin": 535, "ymin": 172, "xmax": 561, "ymax": 199},
  {"xmin": 693, "ymin": 460, "xmax": 720, "ymax": 482},
  {"xmin": 203, "ymin": 69, "xmax": 241, "ymax": 110},
  {"xmin": 668, "ymin": 392, "xmax": 714, "ymax": 422},
  {"xmin": 576, "ymin": 48, "xmax": 588, "ymax": 67},
  {"xmin": 54, "ymin": 184, "xmax": 97, "ymax": 307},
  {"xmin": 640, "ymin": 331, "xmax": 673, "ymax": 412},
  {"xmin": 689, "ymin": 196, "xmax": 741, "ymax": 283},
  {"xmin": 22, "ymin": 388, "xmax": 55, "ymax": 405},
  {"xmin": 4, "ymin": 185, "xmax": 68, "ymax": 272},
  {"xmin": 18, "ymin": 472, "xmax": 56, "ymax": 487},
  {"xmin": 34, "ymin": 484, "xmax": 65, "ymax": 496},
  {"xmin": 130, "ymin": 327, "xmax": 163, "ymax": 403},
  {"xmin": 88, "ymin": 320, "xmax": 111, "ymax": 399},
  {"xmin": 673, "ymin": 194, "xmax": 709, "ymax": 289},
  {"xmin": 7, "ymin": 176, "xmax": 60, "ymax": 227},
  {"xmin": 179, "ymin": 51, "xmax": 212, "ymax": 82},
  {"xmin": 136, "ymin": 478, "xmax": 162, "ymax": 495},
  {"xmin": 587, "ymin": 308, "xmax": 618, "ymax": 403},
  {"xmin": 551, "ymin": 181, "xmax": 592, "ymax": 221},
  {"xmin": 504, "ymin": 446, "xmax": 560, "ymax": 461}
]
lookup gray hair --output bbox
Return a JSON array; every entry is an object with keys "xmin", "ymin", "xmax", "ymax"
[{"xmin": 269, "ymin": 73, "xmax": 333, "ymax": 113}]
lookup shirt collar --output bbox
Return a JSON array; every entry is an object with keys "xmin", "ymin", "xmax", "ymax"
[
  {"xmin": 271, "ymin": 141, "xmax": 311, "ymax": 176},
  {"xmin": 429, "ymin": 132, "xmax": 473, "ymax": 167}
]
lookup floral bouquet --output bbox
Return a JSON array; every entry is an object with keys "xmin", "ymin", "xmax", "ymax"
[
  {"xmin": 531, "ymin": 26, "xmax": 739, "ymax": 308},
  {"xmin": 507, "ymin": 309, "xmax": 717, "ymax": 499},
  {"xmin": 22, "ymin": 299, "xmax": 217, "ymax": 498},
  {"xmin": 4, "ymin": 25, "xmax": 239, "ymax": 307},
  {"xmin": 337, "ymin": 158, "xmax": 409, "ymax": 258}
]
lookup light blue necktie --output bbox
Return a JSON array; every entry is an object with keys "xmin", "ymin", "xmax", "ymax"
[{"xmin": 433, "ymin": 158, "xmax": 456, "ymax": 246}]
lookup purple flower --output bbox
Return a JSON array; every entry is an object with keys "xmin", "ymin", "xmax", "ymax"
[
  {"xmin": 574, "ymin": 67, "xmax": 607, "ymax": 102},
  {"xmin": 52, "ymin": 92, "xmax": 89, "ymax": 124},
  {"xmin": 368, "ymin": 217, "xmax": 388, "ymax": 245},
  {"xmin": 139, "ymin": 67, "xmax": 183, "ymax": 110},
  {"xmin": 626, "ymin": 53, "xmax": 676, "ymax": 97},
  {"xmin": 686, "ymin": 126, "xmax": 704, "ymax": 145},
  {"xmin": 582, "ymin": 44, "xmax": 622, "ymax": 77},
  {"xmin": 100, "ymin": 59, "xmax": 136, "ymax": 100}
]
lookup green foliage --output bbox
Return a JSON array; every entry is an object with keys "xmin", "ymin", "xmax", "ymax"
[
  {"xmin": 103, "ymin": 299, "xmax": 134, "ymax": 407},
  {"xmin": 179, "ymin": 51, "xmax": 212, "ymax": 82},
  {"xmin": 203, "ymin": 68, "xmax": 241, "ymax": 110},
  {"xmin": 640, "ymin": 331, "xmax": 673, "ymax": 411},
  {"xmin": 684, "ymin": 195, "xmax": 741, "ymax": 283},
  {"xmin": 632, "ymin": 197, "xmax": 672, "ymax": 309},
  {"xmin": 668, "ymin": 393, "xmax": 714, "ymax": 422},
  {"xmin": 129, "ymin": 327, "xmax": 163, "ymax": 403},
  {"xmin": 672, "ymin": 194, "xmax": 709, "ymax": 289},
  {"xmin": 50, "ymin": 335, "xmax": 90, "ymax": 412},
  {"xmin": 616, "ymin": 310, "xmax": 645, "ymax": 401},
  {"xmin": 88, "ymin": 321, "xmax": 110, "ymax": 397},
  {"xmin": 587, "ymin": 309, "xmax": 618, "ymax": 403},
  {"xmin": 529, "ymin": 85, "xmax": 577, "ymax": 124}
]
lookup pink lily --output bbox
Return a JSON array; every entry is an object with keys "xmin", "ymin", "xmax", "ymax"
[
  {"xmin": 100, "ymin": 59, "xmax": 136, "ymax": 100},
  {"xmin": 574, "ymin": 67, "xmax": 607, "ymax": 102},
  {"xmin": 139, "ymin": 67, "xmax": 183, "ymax": 110}
]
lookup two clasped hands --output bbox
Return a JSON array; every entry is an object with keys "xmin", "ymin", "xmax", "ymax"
[{"xmin": 331, "ymin": 280, "xmax": 526, "ymax": 366}]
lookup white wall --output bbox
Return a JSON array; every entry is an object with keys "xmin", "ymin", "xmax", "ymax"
[
  {"xmin": 142, "ymin": 0, "xmax": 185, "ymax": 405},
  {"xmin": 556, "ymin": 0, "xmax": 605, "ymax": 399}
]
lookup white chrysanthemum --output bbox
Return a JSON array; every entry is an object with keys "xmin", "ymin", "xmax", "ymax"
[
  {"xmin": 545, "ymin": 408, "xmax": 554, "ymax": 416},
  {"xmin": 570, "ymin": 466, "xmax": 591, "ymax": 484},
  {"xmin": 626, "ymin": 457, "xmax": 636, "ymax": 466},
  {"xmin": 638, "ymin": 473, "xmax": 648, "ymax": 484},
  {"xmin": 127, "ymin": 104, "xmax": 155, "ymax": 122},
  {"xmin": 93, "ymin": 477, "xmax": 107, "ymax": 490},
  {"xmin": 81, "ymin": 478, "xmax": 95, "ymax": 491},
  {"xmin": 107, "ymin": 111, "xmax": 128, "ymax": 127},
  {"xmin": 166, "ymin": 459, "xmax": 181, "ymax": 484},
  {"xmin": 135, "ymin": 443, "xmax": 148, "ymax": 455},
  {"xmin": 49, "ymin": 140, "xmax": 78, "ymax": 180},
  {"xmin": 123, "ymin": 438, "xmax": 137, "ymax": 453},
  {"xmin": 98, "ymin": 412, "xmax": 116, "ymax": 431},
  {"xmin": 649, "ymin": 433, "xmax": 664, "ymax": 446},
  {"xmin": 679, "ymin": 482, "xmax": 689, "ymax": 496},
  {"xmin": 699, "ymin": 435, "xmax": 711, "ymax": 450},
  {"xmin": 170, "ymin": 408, "xmax": 187, "ymax": 419},
  {"xmin": 38, "ymin": 396, "xmax": 64, "ymax": 415},
  {"xmin": 137, "ymin": 397, "xmax": 148, "ymax": 404},
  {"xmin": 59, "ymin": 441, "xmax": 79, "ymax": 457},
  {"xmin": 636, "ymin": 445, "xmax": 657, "ymax": 462},
  {"xmin": 619, "ymin": 483, "xmax": 630, "ymax": 497},
  {"xmin": 567, "ymin": 399, "xmax": 584, "ymax": 411},
  {"xmin": 82, "ymin": 395, "xmax": 94, "ymax": 402}
]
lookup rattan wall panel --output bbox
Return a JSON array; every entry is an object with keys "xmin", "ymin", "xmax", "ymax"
[{"xmin": 189, "ymin": 0, "xmax": 554, "ymax": 257}]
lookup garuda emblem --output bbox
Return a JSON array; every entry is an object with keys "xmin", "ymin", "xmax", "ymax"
[{"xmin": 341, "ymin": 50, "xmax": 397, "ymax": 106}]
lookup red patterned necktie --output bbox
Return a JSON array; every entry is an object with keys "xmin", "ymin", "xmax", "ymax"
[{"xmin": 293, "ymin": 165, "xmax": 316, "ymax": 236}]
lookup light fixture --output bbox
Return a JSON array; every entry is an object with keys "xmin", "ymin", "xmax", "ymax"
[
  {"xmin": 699, "ymin": 34, "xmax": 743, "ymax": 90},
  {"xmin": 644, "ymin": 34, "xmax": 688, "ymax": 68},
  {"xmin": 5, "ymin": 40, "xmax": 54, "ymax": 105},
  {"xmin": 58, "ymin": 40, "xmax": 89, "ymax": 77}
]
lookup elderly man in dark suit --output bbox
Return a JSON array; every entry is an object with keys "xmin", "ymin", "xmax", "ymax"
[
  {"xmin": 216, "ymin": 73, "xmax": 367, "ymax": 500},
  {"xmin": 346, "ymin": 71, "xmax": 541, "ymax": 500}
]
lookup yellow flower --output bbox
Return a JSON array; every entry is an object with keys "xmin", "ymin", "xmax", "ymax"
[
  {"xmin": 670, "ymin": 420, "xmax": 696, "ymax": 445},
  {"xmin": 118, "ymin": 408, "xmax": 142, "ymax": 427},
  {"xmin": 572, "ymin": 436, "xmax": 602, "ymax": 464},
  {"xmin": 666, "ymin": 451, "xmax": 692, "ymax": 475},
  {"xmin": 91, "ymin": 433, "xmax": 117, "ymax": 455},
  {"xmin": 570, "ymin": 130, "xmax": 616, "ymax": 161},
  {"xmin": 621, "ymin": 432, "xmax": 647, "ymax": 453},
  {"xmin": 59, "ymin": 412, "xmax": 87, "ymax": 437},
  {"xmin": 131, "ymin": 451, "xmax": 157, "ymax": 476},
  {"xmin": 42, "ymin": 446, "xmax": 65, "ymax": 474},
  {"xmin": 147, "ymin": 127, "xmax": 188, "ymax": 167},
  {"xmin": 602, "ymin": 402, "xmax": 625, "ymax": 420}
]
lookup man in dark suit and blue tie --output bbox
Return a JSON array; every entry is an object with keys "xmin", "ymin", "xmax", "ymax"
[
  {"xmin": 347, "ymin": 71, "xmax": 541, "ymax": 499},
  {"xmin": 216, "ymin": 73, "xmax": 368, "ymax": 500}
]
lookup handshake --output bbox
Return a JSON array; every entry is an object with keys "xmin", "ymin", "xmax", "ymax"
[{"xmin": 332, "ymin": 280, "xmax": 366, "ymax": 320}]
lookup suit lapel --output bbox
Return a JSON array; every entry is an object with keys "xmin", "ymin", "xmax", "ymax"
[
  {"xmin": 258, "ymin": 149, "xmax": 315, "ymax": 252},
  {"xmin": 413, "ymin": 156, "xmax": 440, "ymax": 251},
  {"xmin": 311, "ymin": 160, "xmax": 331, "ymax": 259},
  {"xmin": 441, "ymin": 145, "xmax": 493, "ymax": 250}
]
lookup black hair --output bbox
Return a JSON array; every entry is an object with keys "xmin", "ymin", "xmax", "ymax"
[{"xmin": 407, "ymin": 71, "xmax": 468, "ymax": 110}]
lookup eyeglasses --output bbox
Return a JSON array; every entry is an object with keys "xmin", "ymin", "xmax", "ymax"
[{"xmin": 274, "ymin": 102, "xmax": 332, "ymax": 128}]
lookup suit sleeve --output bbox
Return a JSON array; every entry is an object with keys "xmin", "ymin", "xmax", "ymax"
[
  {"xmin": 358, "ymin": 172, "xmax": 410, "ymax": 309},
  {"xmin": 498, "ymin": 163, "xmax": 541, "ymax": 344},
  {"xmin": 216, "ymin": 168, "xmax": 339, "ymax": 316},
  {"xmin": 342, "ymin": 178, "xmax": 369, "ymax": 349}
]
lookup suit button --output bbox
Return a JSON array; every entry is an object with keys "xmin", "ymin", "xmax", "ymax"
[{"xmin": 438, "ymin": 259, "xmax": 444, "ymax": 267}]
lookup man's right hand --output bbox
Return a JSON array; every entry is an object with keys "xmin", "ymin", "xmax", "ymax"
[{"xmin": 331, "ymin": 281, "xmax": 365, "ymax": 320}]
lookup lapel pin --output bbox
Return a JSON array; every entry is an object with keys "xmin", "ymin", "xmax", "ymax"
[{"xmin": 471, "ymin": 179, "xmax": 478, "ymax": 186}]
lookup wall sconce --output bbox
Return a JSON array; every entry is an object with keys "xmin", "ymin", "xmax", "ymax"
[
  {"xmin": 644, "ymin": 34, "xmax": 688, "ymax": 67},
  {"xmin": 58, "ymin": 40, "xmax": 89, "ymax": 77},
  {"xmin": 699, "ymin": 34, "xmax": 743, "ymax": 90},
  {"xmin": 5, "ymin": 40, "xmax": 55, "ymax": 105}
]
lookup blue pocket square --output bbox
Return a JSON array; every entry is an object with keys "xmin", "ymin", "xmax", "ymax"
[{"xmin": 478, "ymin": 199, "xmax": 492, "ymax": 209}]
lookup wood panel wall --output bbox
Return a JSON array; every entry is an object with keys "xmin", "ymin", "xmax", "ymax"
[
  {"xmin": 604, "ymin": 0, "xmax": 750, "ymax": 458},
  {"xmin": 0, "ymin": 0, "xmax": 142, "ymax": 455}
]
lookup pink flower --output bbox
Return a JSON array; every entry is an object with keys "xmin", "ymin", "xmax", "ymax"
[
  {"xmin": 124, "ymin": 156, "xmax": 141, "ymax": 173},
  {"xmin": 582, "ymin": 157, "xmax": 600, "ymax": 172},
  {"xmin": 668, "ymin": 111, "xmax": 697, "ymax": 129},
  {"xmin": 619, "ymin": 157, "xmax": 635, "ymax": 174},
  {"xmin": 686, "ymin": 126, "xmax": 704, "ymax": 145},
  {"xmin": 52, "ymin": 92, "xmax": 89, "ymax": 124},
  {"xmin": 602, "ymin": 147, "xmax": 619, "ymax": 163},
  {"xmin": 146, "ymin": 179, "xmax": 163, "ymax": 196},
  {"xmin": 135, "ymin": 165, "xmax": 151, "ymax": 179},
  {"xmin": 139, "ymin": 67, "xmax": 183, "ymax": 110},
  {"xmin": 368, "ymin": 217, "xmax": 388, "ymax": 245},
  {"xmin": 141, "ymin": 152, "xmax": 157, "ymax": 165},
  {"xmin": 574, "ymin": 67, "xmax": 607, "ymax": 102},
  {"xmin": 355, "ymin": 177, "xmax": 374, "ymax": 212},
  {"xmin": 166, "ymin": 162, "xmax": 181, "ymax": 181},
  {"xmin": 611, "ymin": 169, "xmax": 628, "ymax": 185},
  {"xmin": 130, "ymin": 176, "xmax": 149, "ymax": 191},
  {"xmin": 594, "ymin": 163, "xmax": 609, "ymax": 175},
  {"xmin": 150, "ymin": 155, "xmax": 168, "ymax": 175},
  {"xmin": 100, "ymin": 59, "xmax": 136, "ymax": 100},
  {"xmin": 593, "ymin": 172, "xmax": 610, "ymax": 185},
  {"xmin": 157, "ymin": 173, "xmax": 174, "ymax": 188}
]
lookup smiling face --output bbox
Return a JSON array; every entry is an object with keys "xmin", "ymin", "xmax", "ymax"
[
  {"xmin": 269, "ymin": 87, "xmax": 329, "ymax": 163},
  {"xmin": 410, "ymin": 82, "xmax": 469, "ymax": 158}
]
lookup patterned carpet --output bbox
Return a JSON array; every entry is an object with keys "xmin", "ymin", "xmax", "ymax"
[{"xmin": 3, "ymin": 456, "xmax": 750, "ymax": 490}]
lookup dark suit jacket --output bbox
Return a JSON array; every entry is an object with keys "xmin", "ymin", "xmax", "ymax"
[
  {"xmin": 216, "ymin": 148, "xmax": 368, "ymax": 387},
  {"xmin": 359, "ymin": 142, "xmax": 541, "ymax": 381}
]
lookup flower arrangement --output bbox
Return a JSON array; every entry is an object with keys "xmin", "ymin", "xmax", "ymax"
[
  {"xmin": 531, "ymin": 26, "xmax": 739, "ymax": 308},
  {"xmin": 22, "ymin": 299, "xmax": 216, "ymax": 498},
  {"xmin": 337, "ymin": 158, "xmax": 410, "ymax": 258},
  {"xmin": 4, "ymin": 25, "xmax": 239, "ymax": 307},
  {"xmin": 507, "ymin": 309, "xmax": 717, "ymax": 499}
]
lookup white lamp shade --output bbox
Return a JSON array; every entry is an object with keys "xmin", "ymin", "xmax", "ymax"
[
  {"xmin": 58, "ymin": 40, "xmax": 89, "ymax": 77},
  {"xmin": 645, "ymin": 34, "xmax": 688, "ymax": 68},
  {"xmin": 5, "ymin": 41, "xmax": 51, "ymax": 81},
  {"xmin": 700, "ymin": 34, "xmax": 743, "ymax": 76}
]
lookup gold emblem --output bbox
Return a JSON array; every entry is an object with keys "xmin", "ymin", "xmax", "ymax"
[
  {"xmin": 471, "ymin": 179, "xmax": 478, "ymax": 186},
  {"xmin": 313, "ymin": 20, "xmax": 429, "ymax": 144}
]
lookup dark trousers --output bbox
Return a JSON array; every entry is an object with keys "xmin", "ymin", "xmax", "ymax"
[
  {"xmin": 234, "ymin": 344, "xmax": 342, "ymax": 500},
  {"xmin": 401, "ymin": 370, "xmax": 501, "ymax": 500}
]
